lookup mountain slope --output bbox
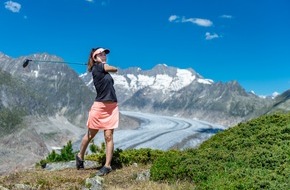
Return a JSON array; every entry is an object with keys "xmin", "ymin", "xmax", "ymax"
[
  {"xmin": 0, "ymin": 54, "xmax": 94, "ymax": 175},
  {"xmin": 269, "ymin": 89, "xmax": 290, "ymax": 112},
  {"xmin": 0, "ymin": 53, "xmax": 94, "ymax": 126}
]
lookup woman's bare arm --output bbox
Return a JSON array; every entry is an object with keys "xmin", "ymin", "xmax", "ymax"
[{"xmin": 104, "ymin": 64, "xmax": 118, "ymax": 73}]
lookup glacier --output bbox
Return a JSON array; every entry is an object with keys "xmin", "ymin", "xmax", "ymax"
[{"xmin": 86, "ymin": 111, "xmax": 226, "ymax": 151}]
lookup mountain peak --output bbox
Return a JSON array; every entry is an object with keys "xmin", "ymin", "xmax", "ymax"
[{"xmin": 153, "ymin": 63, "xmax": 168, "ymax": 69}]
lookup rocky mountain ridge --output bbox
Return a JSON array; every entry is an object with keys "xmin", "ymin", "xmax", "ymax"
[{"xmin": 0, "ymin": 52, "xmax": 93, "ymax": 126}]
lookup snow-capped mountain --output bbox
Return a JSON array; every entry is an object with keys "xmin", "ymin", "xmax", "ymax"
[
  {"xmin": 80, "ymin": 64, "xmax": 214, "ymax": 103},
  {"xmin": 268, "ymin": 89, "xmax": 290, "ymax": 113},
  {"xmin": 113, "ymin": 64, "xmax": 213, "ymax": 92},
  {"xmin": 251, "ymin": 90, "xmax": 280, "ymax": 99},
  {"xmin": 80, "ymin": 64, "xmax": 273, "ymax": 127}
]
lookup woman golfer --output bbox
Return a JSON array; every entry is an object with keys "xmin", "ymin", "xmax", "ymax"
[{"xmin": 76, "ymin": 47, "xmax": 119, "ymax": 176}]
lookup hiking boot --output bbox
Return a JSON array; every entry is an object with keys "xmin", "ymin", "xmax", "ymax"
[
  {"xmin": 75, "ymin": 154, "xmax": 84, "ymax": 170},
  {"xmin": 96, "ymin": 166, "xmax": 112, "ymax": 176}
]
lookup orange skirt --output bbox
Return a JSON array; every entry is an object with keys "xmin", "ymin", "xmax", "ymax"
[{"xmin": 87, "ymin": 102, "xmax": 119, "ymax": 130}]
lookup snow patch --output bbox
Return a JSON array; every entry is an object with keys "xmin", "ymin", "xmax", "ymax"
[
  {"xmin": 127, "ymin": 74, "xmax": 138, "ymax": 90},
  {"xmin": 113, "ymin": 75, "xmax": 130, "ymax": 89},
  {"xmin": 151, "ymin": 74, "xmax": 173, "ymax": 90},
  {"xmin": 258, "ymin": 91, "xmax": 280, "ymax": 99},
  {"xmin": 137, "ymin": 74, "xmax": 155, "ymax": 87},
  {"xmin": 171, "ymin": 69, "xmax": 196, "ymax": 91},
  {"xmin": 197, "ymin": 78, "xmax": 213, "ymax": 85},
  {"xmin": 79, "ymin": 72, "xmax": 88, "ymax": 78},
  {"xmin": 272, "ymin": 92, "xmax": 279, "ymax": 97},
  {"xmin": 87, "ymin": 78, "xmax": 93, "ymax": 86},
  {"xmin": 33, "ymin": 70, "xmax": 39, "ymax": 78}
]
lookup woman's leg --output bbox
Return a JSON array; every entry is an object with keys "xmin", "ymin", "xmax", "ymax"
[
  {"xmin": 78, "ymin": 128, "xmax": 99, "ymax": 160},
  {"xmin": 104, "ymin": 129, "xmax": 114, "ymax": 167}
]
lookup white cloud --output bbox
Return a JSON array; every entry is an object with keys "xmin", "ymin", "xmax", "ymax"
[
  {"xmin": 220, "ymin": 15, "xmax": 233, "ymax": 19},
  {"xmin": 182, "ymin": 17, "xmax": 213, "ymax": 27},
  {"xmin": 168, "ymin": 15, "xmax": 213, "ymax": 27},
  {"xmin": 85, "ymin": 0, "xmax": 94, "ymax": 2},
  {"xmin": 205, "ymin": 32, "xmax": 219, "ymax": 40},
  {"xmin": 4, "ymin": 1, "xmax": 21, "ymax": 13},
  {"xmin": 169, "ymin": 15, "xmax": 179, "ymax": 22}
]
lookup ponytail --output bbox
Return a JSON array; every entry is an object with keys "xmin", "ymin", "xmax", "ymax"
[{"xmin": 87, "ymin": 48, "xmax": 96, "ymax": 72}]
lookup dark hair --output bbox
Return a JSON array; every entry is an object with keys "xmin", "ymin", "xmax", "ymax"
[{"xmin": 87, "ymin": 47, "xmax": 102, "ymax": 72}]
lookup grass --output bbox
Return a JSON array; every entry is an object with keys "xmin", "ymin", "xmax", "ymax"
[{"xmin": 0, "ymin": 165, "xmax": 195, "ymax": 190}]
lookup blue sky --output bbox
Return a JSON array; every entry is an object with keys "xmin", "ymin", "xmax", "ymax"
[{"xmin": 1, "ymin": 0, "xmax": 289, "ymax": 95}]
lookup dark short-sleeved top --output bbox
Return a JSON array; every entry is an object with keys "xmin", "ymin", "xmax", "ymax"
[{"xmin": 91, "ymin": 63, "xmax": 118, "ymax": 102}]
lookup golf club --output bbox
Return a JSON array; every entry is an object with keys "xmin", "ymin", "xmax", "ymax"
[{"xmin": 22, "ymin": 59, "xmax": 86, "ymax": 68}]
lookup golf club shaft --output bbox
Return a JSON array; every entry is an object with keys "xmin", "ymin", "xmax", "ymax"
[
  {"xmin": 23, "ymin": 59, "xmax": 86, "ymax": 68},
  {"xmin": 28, "ymin": 60, "xmax": 86, "ymax": 65}
]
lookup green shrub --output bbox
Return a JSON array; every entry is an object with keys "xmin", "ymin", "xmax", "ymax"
[
  {"xmin": 89, "ymin": 143, "xmax": 99, "ymax": 153},
  {"xmin": 37, "ymin": 140, "xmax": 76, "ymax": 165},
  {"xmin": 150, "ymin": 112, "xmax": 290, "ymax": 189},
  {"xmin": 150, "ymin": 150, "xmax": 190, "ymax": 182},
  {"xmin": 118, "ymin": 148, "xmax": 165, "ymax": 165},
  {"xmin": 85, "ymin": 146, "xmax": 166, "ymax": 168}
]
